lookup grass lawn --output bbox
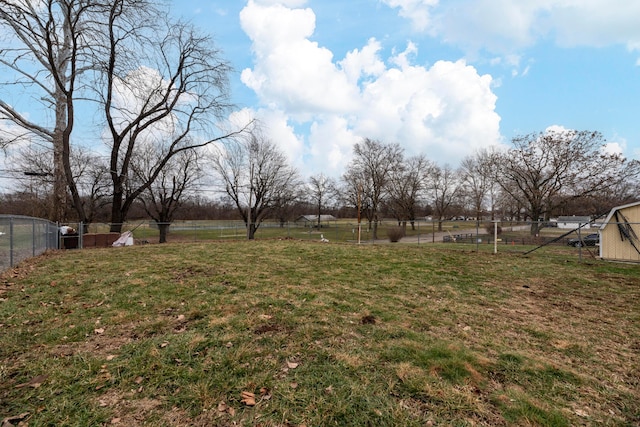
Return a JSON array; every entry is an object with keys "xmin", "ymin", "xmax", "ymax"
[{"xmin": 1, "ymin": 241, "xmax": 638, "ymax": 426}]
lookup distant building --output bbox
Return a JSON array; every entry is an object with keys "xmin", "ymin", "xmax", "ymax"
[
  {"xmin": 295, "ymin": 215, "xmax": 337, "ymax": 228},
  {"xmin": 557, "ymin": 216, "xmax": 591, "ymax": 230}
]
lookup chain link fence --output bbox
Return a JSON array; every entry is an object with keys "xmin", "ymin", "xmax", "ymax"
[
  {"xmin": 0, "ymin": 215, "xmax": 59, "ymax": 273},
  {"xmin": 5, "ymin": 216, "xmax": 634, "ymax": 270},
  {"xmin": 57, "ymin": 218, "xmax": 597, "ymax": 249}
]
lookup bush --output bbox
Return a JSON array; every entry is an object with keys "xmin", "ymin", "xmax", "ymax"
[
  {"xmin": 387, "ymin": 226, "xmax": 405, "ymax": 242},
  {"xmin": 485, "ymin": 224, "xmax": 502, "ymax": 235}
]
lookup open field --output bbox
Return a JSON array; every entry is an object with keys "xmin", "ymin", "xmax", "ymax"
[
  {"xmin": 76, "ymin": 219, "xmax": 589, "ymax": 248},
  {"xmin": 1, "ymin": 241, "xmax": 638, "ymax": 426}
]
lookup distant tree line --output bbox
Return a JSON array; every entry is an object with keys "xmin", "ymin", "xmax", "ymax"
[{"xmin": 2, "ymin": 128, "xmax": 639, "ymax": 241}]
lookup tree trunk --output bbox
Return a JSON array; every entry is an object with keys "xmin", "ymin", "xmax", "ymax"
[
  {"xmin": 52, "ymin": 87, "xmax": 68, "ymax": 223},
  {"xmin": 530, "ymin": 221, "xmax": 542, "ymax": 236},
  {"xmin": 158, "ymin": 223, "xmax": 170, "ymax": 243},
  {"xmin": 110, "ymin": 192, "xmax": 124, "ymax": 233},
  {"xmin": 247, "ymin": 223, "xmax": 256, "ymax": 240},
  {"xmin": 52, "ymin": 134, "xmax": 67, "ymax": 223},
  {"xmin": 529, "ymin": 207, "xmax": 542, "ymax": 235}
]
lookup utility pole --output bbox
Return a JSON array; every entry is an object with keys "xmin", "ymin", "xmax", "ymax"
[
  {"xmin": 357, "ymin": 183, "xmax": 362, "ymax": 244},
  {"xmin": 247, "ymin": 163, "xmax": 254, "ymax": 240}
]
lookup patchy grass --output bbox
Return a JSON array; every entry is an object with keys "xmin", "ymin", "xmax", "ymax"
[{"xmin": 1, "ymin": 241, "xmax": 639, "ymax": 426}]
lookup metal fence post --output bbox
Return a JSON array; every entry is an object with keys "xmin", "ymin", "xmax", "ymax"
[
  {"xmin": 9, "ymin": 217, "xmax": 14, "ymax": 268},
  {"xmin": 32, "ymin": 218, "xmax": 36, "ymax": 257}
]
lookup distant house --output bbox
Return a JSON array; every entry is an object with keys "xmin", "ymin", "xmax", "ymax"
[
  {"xmin": 599, "ymin": 201, "xmax": 640, "ymax": 263},
  {"xmin": 557, "ymin": 216, "xmax": 591, "ymax": 230},
  {"xmin": 295, "ymin": 215, "xmax": 337, "ymax": 228}
]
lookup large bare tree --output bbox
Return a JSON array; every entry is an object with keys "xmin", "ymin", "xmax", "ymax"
[
  {"xmin": 0, "ymin": 0, "xmax": 101, "ymax": 222},
  {"xmin": 342, "ymin": 138, "xmax": 403, "ymax": 240},
  {"xmin": 94, "ymin": 2, "xmax": 248, "ymax": 232},
  {"xmin": 496, "ymin": 130, "xmax": 640, "ymax": 235},
  {"xmin": 1, "ymin": 0, "xmax": 247, "ymax": 230},
  {"xmin": 211, "ymin": 132, "xmax": 302, "ymax": 240}
]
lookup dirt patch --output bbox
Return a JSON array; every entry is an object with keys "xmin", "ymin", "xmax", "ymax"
[
  {"xmin": 254, "ymin": 323, "xmax": 283, "ymax": 335},
  {"xmin": 96, "ymin": 390, "xmax": 164, "ymax": 426},
  {"xmin": 51, "ymin": 334, "xmax": 134, "ymax": 359}
]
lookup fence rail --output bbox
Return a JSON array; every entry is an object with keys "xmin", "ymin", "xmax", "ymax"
[{"xmin": 0, "ymin": 215, "xmax": 59, "ymax": 273}]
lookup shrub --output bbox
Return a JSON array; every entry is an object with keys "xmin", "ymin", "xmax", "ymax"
[
  {"xmin": 486, "ymin": 224, "xmax": 502, "ymax": 235},
  {"xmin": 387, "ymin": 226, "xmax": 405, "ymax": 242}
]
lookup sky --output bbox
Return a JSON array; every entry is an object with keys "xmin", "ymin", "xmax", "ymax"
[
  {"xmin": 177, "ymin": 0, "xmax": 640, "ymax": 177},
  {"xmin": 2, "ymin": 0, "xmax": 640, "ymax": 193}
]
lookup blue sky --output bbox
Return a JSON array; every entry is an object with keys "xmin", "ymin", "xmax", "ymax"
[
  {"xmin": 176, "ymin": 0, "xmax": 640, "ymax": 177},
  {"xmin": 2, "ymin": 0, "xmax": 640, "ymax": 190}
]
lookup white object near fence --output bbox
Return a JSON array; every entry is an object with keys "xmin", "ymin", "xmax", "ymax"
[{"xmin": 112, "ymin": 231, "xmax": 134, "ymax": 247}]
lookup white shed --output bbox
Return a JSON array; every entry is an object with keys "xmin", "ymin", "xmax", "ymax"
[
  {"xmin": 557, "ymin": 216, "xmax": 591, "ymax": 230},
  {"xmin": 599, "ymin": 202, "xmax": 640, "ymax": 263}
]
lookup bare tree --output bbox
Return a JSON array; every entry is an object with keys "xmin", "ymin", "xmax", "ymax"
[
  {"xmin": 459, "ymin": 147, "xmax": 500, "ymax": 221},
  {"xmin": 343, "ymin": 138, "xmax": 403, "ymax": 240},
  {"xmin": 386, "ymin": 154, "xmax": 432, "ymax": 231},
  {"xmin": 496, "ymin": 130, "xmax": 640, "ymax": 235},
  {"xmin": 341, "ymin": 167, "xmax": 373, "ymax": 233},
  {"xmin": 93, "ymin": 3, "xmax": 249, "ymax": 232},
  {"xmin": 12, "ymin": 144, "xmax": 109, "ymax": 224},
  {"xmin": 427, "ymin": 164, "xmax": 463, "ymax": 231},
  {"xmin": 211, "ymin": 132, "xmax": 302, "ymax": 240},
  {"xmin": 308, "ymin": 173, "xmax": 337, "ymax": 228},
  {"xmin": 0, "ymin": 0, "xmax": 102, "ymax": 222},
  {"xmin": 135, "ymin": 147, "xmax": 202, "ymax": 243}
]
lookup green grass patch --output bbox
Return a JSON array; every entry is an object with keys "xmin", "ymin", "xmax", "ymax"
[{"xmin": 1, "ymin": 240, "xmax": 639, "ymax": 426}]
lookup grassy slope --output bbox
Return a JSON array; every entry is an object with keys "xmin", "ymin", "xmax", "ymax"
[{"xmin": 1, "ymin": 241, "xmax": 639, "ymax": 426}]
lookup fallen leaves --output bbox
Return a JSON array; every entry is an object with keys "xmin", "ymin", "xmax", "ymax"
[
  {"xmin": 1, "ymin": 412, "xmax": 30, "ymax": 426},
  {"xmin": 15, "ymin": 374, "xmax": 48, "ymax": 389},
  {"xmin": 240, "ymin": 386, "xmax": 272, "ymax": 407},
  {"xmin": 217, "ymin": 401, "xmax": 236, "ymax": 416},
  {"xmin": 241, "ymin": 391, "xmax": 256, "ymax": 406}
]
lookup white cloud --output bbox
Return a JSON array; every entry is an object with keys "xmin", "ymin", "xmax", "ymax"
[
  {"xmin": 239, "ymin": 1, "xmax": 503, "ymax": 176},
  {"xmin": 600, "ymin": 133, "xmax": 627, "ymax": 157},
  {"xmin": 338, "ymin": 38, "xmax": 386, "ymax": 85},
  {"xmin": 240, "ymin": 1, "xmax": 361, "ymax": 117},
  {"xmin": 382, "ymin": 0, "xmax": 640, "ymax": 55},
  {"xmin": 258, "ymin": 108, "xmax": 305, "ymax": 164},
  {"xmin": 602, "ymin": 142, "xmax": 624, "ymax": 156},
  {"xmin": 381, "ymin": 0, "xmax": 440, "ymax": 32},
  {"xmin": 251, "ymin": 0, "xmax": 307, "ymax": 6},
  {"xmin": 308, "ymin": 116, "xmax": 360, "ymax": 175}
]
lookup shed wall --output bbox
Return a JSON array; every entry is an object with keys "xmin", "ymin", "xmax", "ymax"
[{"xmin": 600, "ymin": 205, "xmax": 640, "ymax": 263}]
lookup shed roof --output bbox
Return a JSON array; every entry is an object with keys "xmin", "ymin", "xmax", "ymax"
[
  {"xmin": 296, "ymin": 215, "xmax": 337, "ymax": 222},
  {"xmin": 557, "ymin": 216, "xmax": 591, "ymax": 222},
  {"xmin": 602, "ymin": 201, "xmax": 640, "ymax": 225}
]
